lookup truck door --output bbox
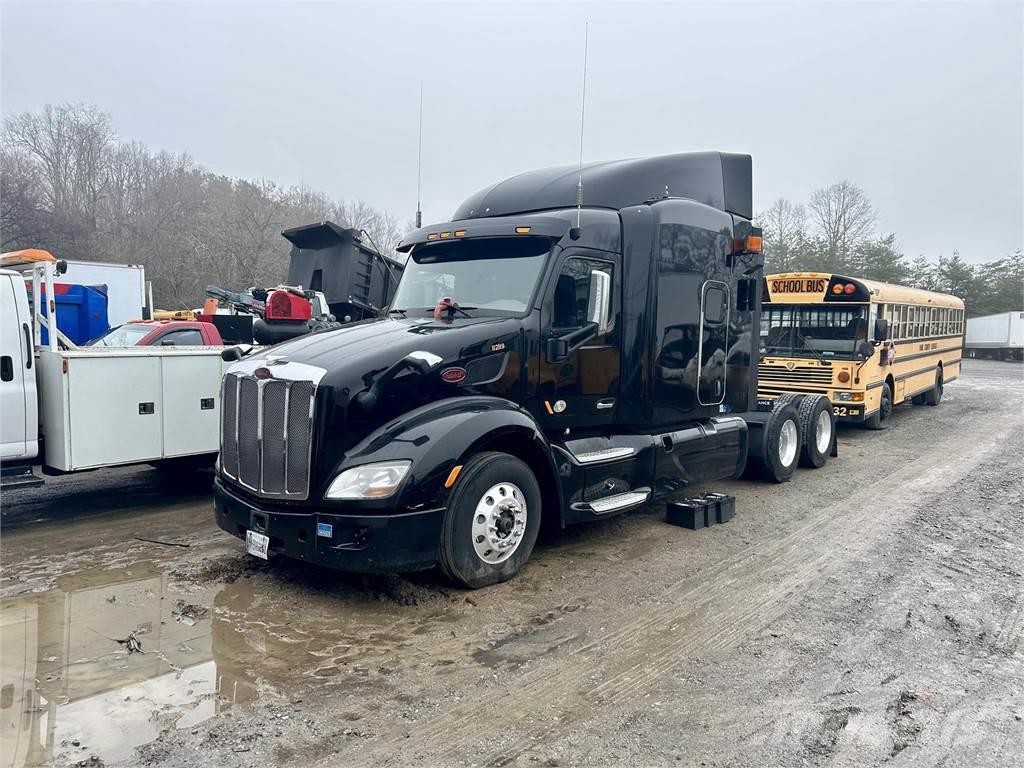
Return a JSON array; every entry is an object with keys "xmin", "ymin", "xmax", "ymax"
[
  {"xmin": 697, "ymin": 280, "xmax": 729, "ymax": 406},
  {"xmin": 536, "ymin": 251, "xmax": 620, "ymax": 429},
  {"xmin": 0, "ymin": 274, "xmax": 36, "ymax": 460}
]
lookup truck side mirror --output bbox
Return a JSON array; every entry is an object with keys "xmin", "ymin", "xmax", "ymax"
[
  {"xmin": 857, "ymin": 340, "xmax": 875, "ymax": 359},
  {"xmin": 874, "ymin": 317, "xmax": 889, "ymax": 342},
  {"xmin": 546, "ymin": 337, "xmax": 570, "ymax": 362},
  {"xmin": 586, "ymin": 270, "xmax": 612, "ymax": 335}
]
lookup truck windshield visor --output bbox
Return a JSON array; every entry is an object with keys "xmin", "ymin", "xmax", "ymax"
[
  {"xmin": 391, "ymin": 237, "xmax": 551, "ymax": 315},
  {"xmin": 761, "ymin": 305, "xmax": 868, "ymax": 360}
]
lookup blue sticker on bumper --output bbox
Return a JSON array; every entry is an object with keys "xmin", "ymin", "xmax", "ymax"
[{"xmin": 316, "ymin": 522, "xmax": 333, "ymax": 538}]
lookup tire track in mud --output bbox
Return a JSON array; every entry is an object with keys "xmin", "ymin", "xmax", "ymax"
[{"xmin": 331, "ymin": 411, "xmax": 1016, "ymax": 767}]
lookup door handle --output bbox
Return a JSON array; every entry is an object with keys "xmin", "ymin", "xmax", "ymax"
[
  {"xmin": 596, "ymin": 398, "xmax": 615, "ymax": 411},
  {"xmin": 22, "ymin": 323, "xmax": 32, "ymax": 369}
]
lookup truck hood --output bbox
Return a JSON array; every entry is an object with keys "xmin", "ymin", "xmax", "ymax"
[
  {"xmin": 240, "ymin": 315, "xmax": 522, "ymax": 387},
  {"xmin": 229, "ymin": 314, "xmax": 527, "ymax": 471}
]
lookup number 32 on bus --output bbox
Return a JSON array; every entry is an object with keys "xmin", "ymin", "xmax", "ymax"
[{"xmin": 757, "ymin": 273, "xmax": 964, "ymax": 430}]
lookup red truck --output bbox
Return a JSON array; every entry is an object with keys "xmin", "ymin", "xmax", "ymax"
[{"xmin": 88, "ymin": 320, "xmax": 223, "ymax": 347}]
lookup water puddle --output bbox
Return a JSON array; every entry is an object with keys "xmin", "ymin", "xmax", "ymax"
[{"xmin": 0, "ymin": 561, "xmax": 454, "ymax": 767}]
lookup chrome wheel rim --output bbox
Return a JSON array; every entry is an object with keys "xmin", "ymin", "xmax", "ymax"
[
  {"xmin": 471, "ymin": 482, "xmax": 527, "ymax": 564},
  {"xmin": 815, "ymin": 409, "xmax": 832, "ymax": 454},
  {"xmin": 779, "ymin": 419, "xmax": 798, "ymax": 467}
]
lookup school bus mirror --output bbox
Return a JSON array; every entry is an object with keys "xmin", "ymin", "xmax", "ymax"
[
  {"xmin": 874, "ymin": 317, "xmax": 890, "ymax": 342},
  {"xmin": 857, "ymin": 341, "xmax": 876, "ymax": 359}
]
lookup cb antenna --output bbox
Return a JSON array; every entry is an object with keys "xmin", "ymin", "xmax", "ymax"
[
  {"xmin": 415, "ymin": 80, "xmax": 424, "ymax": 229},
  {"xmin": 573, "ymin": 22, "xmax": 589, "ymax": 238}
]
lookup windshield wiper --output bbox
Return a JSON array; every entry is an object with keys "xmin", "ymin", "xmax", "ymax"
[
  {"xmin": 449, "ymin": 304, "xmax": 476, "ymax": 318},
  {"xmin": 794, "ymin": 329, "xmax": 828, "ymax": 364},
  {"xmin": 387, "ymin": 308, "xmax": 407, "ymax": 317}
]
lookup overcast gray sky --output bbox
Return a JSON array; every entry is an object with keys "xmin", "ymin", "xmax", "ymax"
[{"xmin": 2, "ymin": 1, "xmax": 1021, "ymax": 263}]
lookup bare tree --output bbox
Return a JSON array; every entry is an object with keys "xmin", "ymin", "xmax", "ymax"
[
  {"xmin": 758, "ymin": 198, "xmax": 807, "ymax": 273},
  {"xmin": 3, "ymin": 103, "xmax": 409, "ymax": 307},
  {"xmin": 3, "ymin": 104, "xmax": 115, "ymax": 230},
  {"xmin": 807, "ymin": 180, "xmax": 875, "ymax": 266}
]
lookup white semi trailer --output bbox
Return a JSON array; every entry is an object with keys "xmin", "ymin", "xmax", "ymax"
[
  {"xmin": 965, "ymin": 311, "xmax": 1024, "ymax": 361},
  {"xmin": 0, "ymin": 260, "xmax": 227, "ymax": 490}
]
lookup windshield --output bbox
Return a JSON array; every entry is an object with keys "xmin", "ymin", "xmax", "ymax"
[
  {"xmin": 391, "ymin": 237, "xmax": 551, "ymax": 315},
  {"xmin": 89, "ymin": 324, "xmax": 152, "ymax": 347},
  {"xmin": 761, "ymin": 305, "xmax": 868, "ymax": 360}
]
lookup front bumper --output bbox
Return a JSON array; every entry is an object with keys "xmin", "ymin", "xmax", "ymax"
[
  {"xmin": 214, "ymin": 478, "xmax": 444, "ymax": 573},
  {"xmin": 756, "ymin": 393, "xmax": 866, "ymax": 421}
]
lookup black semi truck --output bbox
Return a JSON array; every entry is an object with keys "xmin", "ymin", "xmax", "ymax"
[{"xmin": 214, "ymin": 152, "xmax": 835, "ymax": 588}]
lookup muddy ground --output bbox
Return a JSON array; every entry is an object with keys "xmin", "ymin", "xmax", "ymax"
[{"xmin": 1, "ymin": 359, "xmax": 1021, "ymax": 768}]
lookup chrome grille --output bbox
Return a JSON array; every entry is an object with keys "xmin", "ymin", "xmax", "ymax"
[
  {"xmin": 286, "ymin": 381, "xmax": 314, "ymax": 493},
  {"xmin": 220, "ymin": 372, "xmax": 316, "ymax": 500},
  {"xmin": 757, "ymin": 364, "xmax": 834, "ymax": 386},
  {"xmin": 260, "ymin": 380, "xmax": 287, "ymax": 495},
  {"xmin": 221, "ymin": 377, "xmax": 239, "ymax": 478}
]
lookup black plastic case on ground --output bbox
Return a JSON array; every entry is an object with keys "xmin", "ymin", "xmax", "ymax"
[
  {"xmin": 702, "ymin": 492, "xmax": 736, "ymax": 524},
  {"xmin": 666, "ymin": 499, "xmax": 709, "ymax": 529},
  {"xmin": 666, "ymin": 493, "xmax": 736, "ymax": 529}
]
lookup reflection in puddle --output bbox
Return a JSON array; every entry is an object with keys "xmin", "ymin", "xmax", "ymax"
[
  {"xmin": 0, "ymin": 566, "xmax": 254, "ymax": 767},
  {"xmin": 0, "ymin": 561, "xmax": 459, "ymax": 767}
]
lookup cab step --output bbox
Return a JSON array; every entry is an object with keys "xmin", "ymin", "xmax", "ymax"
[{"xmin": 571, "ymin": 487, "xmax": 651, "ymax": 516}]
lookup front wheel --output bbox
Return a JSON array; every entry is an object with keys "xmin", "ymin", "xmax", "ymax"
[
  {"xmin": 438, "ymin": 452, "xmax": 542, "ymax": 589},
  {"xmin": 865, "ymin": 382, "xmax": 892, "ymax": 430}
]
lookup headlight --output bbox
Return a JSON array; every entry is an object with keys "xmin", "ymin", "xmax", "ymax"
[
  {"xmin": 835, "ymin": 392, "xmax": 853, "ymax": 401},
  {"xmin": 325, "ymin": 461, "xmax": 411, "ymax": 500}
]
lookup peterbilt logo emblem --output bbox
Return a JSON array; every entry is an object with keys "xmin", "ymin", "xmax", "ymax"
[
  {"xmin": 441, "ymin": 367, "xmax": 467, "ymax": 384},
  {"xmin": 786, "ymin": 361, "xmax": 796, "ymax": 371}
]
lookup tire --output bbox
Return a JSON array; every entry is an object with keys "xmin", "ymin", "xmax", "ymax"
[
  {"xmin": 924, "ymin": 368, "xmax": 944, "ymax": 406},
  {"xmin": 772, "ymin": 393, "xmax": 802, "ymax": 412},
  {"xmin": 755, "ymin": 404, "xmax": 802, "ymax": 483},
  {"xmin": 797, "ymin": 395, "xmax": 834, "ymax": 469},
  {"xmin": 865, "ymin": 382, "xmax": 893, "ymax": 430},
  {"xmin": 438, "ymin": 451, "xmax": 542, "ymax": 589}
]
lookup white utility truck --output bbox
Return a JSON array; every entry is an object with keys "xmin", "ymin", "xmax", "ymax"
[
  {"xmin": 1, "ymin": 257, "xmax": 227, "ymax": 490},
  {"xmin": 965, "ymin": 311, "xmax": 1024, "ymax": 362}
]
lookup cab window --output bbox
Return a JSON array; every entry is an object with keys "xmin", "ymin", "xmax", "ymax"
[
  {"xmin": 552, "ymin": 257, "xmax": 613, "ymax": 331},
  {"xmin": 157, "ymin": 329, "xmax": 205, "ymax": 346}
]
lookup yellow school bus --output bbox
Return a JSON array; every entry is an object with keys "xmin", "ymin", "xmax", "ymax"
[{"xmin": 758, "ymin": 273, "xmax": 964, "ymax": 429}]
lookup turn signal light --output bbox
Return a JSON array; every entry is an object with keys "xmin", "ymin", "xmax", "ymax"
[
  {"xmin": 852, "ymin": 392, "xmax": 865, "ymax": 402},
  {"xmin": 832, "ymin": 284, "xmax": 844, "ymax": 295}
]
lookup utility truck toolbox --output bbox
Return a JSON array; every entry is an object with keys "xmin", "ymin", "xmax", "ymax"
[
  {"xmin": 0, "ymin": 255, "xmax": 228, "ymax": 487},
  {"xmin": 214, "ymin": 151, "xmax": 823, "ymax": 588}
]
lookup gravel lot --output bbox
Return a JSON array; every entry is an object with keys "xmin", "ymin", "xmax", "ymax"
[{"xmin": 2, "ymin": 359, "xmax": 1021, "ymax": 768}]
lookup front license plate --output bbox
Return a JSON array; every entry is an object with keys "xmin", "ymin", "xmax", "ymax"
[
  {"xmin": 246, "ymin": 530, "xmax": 270, "ymax": 560},
  {"xmin": 832, "ymin": 405, "xmax": 863, "ymax": 418}
]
